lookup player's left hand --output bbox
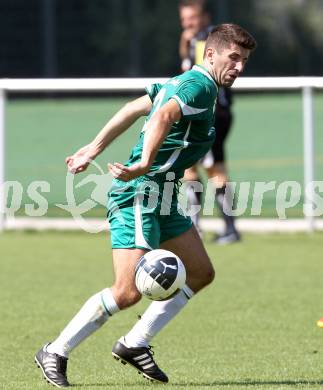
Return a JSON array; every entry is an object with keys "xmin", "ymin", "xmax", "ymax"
[{"xmin": 108, "ymin": 162, "xmax": 148, "ymax": 182}]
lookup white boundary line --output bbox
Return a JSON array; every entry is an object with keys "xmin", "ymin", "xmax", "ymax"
[{"xmin": 4, "ymin": 217, "xmax": 323, "ymax": 233}]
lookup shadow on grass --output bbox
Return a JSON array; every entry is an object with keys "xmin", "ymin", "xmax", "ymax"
[
  {"xmin": 174, "ymin": 380, "xmax": 323, "ymax": 387},
  {"xmin": 73, "ymin": 379, "xmax": 323, "ymax": 387},
  {"xmin": 72, "ymin": 384, "xmax": 152, "ymax": 387}
]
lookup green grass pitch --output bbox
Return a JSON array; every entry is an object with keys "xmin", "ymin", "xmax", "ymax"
[{"xmin": 0, "ymin": 231, "xmax": 322, "ymax": 389}]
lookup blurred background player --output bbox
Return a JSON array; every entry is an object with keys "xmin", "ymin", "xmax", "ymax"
[{"xmin": 179, "ymin": 0, "xmax": 240, "ymax": 244}]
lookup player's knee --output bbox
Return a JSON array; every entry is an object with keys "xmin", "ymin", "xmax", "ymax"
[
  {"xmin": 188, "ymin": 261, "xmax": 215, "ymax": 293},
  {"xmin": 118, "ymin": 292, "xmax": 142, "ymax": 309},
  {"xmin": 111, "ymin": 287, "xmax": 142, "ymax": 310},
  {"xmin": 204, "ymin": 265, "xmax": 216, "ymax": 286},
  {"xmin": 194, "ymin": 261, "xmax": 215, "ymax": 288},
  {"xmin": 184, "ymin": 165, "xmax": 199, "ymax": 181},
  {"xmin": 124, "ymin": 291, "xmax": 142, "ymax": 309}
]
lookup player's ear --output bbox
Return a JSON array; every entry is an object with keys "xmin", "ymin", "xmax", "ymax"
[{"xmin": 204, "ymin": 47, "xmax": 214, "ymax": 64}]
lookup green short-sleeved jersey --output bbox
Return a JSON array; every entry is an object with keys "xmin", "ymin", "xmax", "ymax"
[
  {"xmin": 107, "ymin": 65, "xmax": 219, "ymax": 250},
  {"xmin": 125, "ymin": 65, "xmax": 218, "ymax": 181}
]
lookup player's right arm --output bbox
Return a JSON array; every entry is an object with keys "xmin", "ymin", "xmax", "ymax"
[
  {"xmin": 108, "ymin": 98, "xmax": 182, "ymax": 181},
  {"xmin": 66, "ymin": 95, "xmax": 152, "ymax": 174}
]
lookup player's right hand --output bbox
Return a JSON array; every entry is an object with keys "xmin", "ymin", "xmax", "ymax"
[{"xmin": 108, "ymin": 162, "xmax": 149, "ymax": 182}]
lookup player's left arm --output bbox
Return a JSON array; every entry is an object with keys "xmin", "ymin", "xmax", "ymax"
[{"xmin": 109, "ymin": 99, "xmax": 181, "ymax": 181}]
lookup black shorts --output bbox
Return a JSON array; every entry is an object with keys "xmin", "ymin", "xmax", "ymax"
[{"xmin": 202, "ymin": 108, "xmax": 233, "ymax": 167}]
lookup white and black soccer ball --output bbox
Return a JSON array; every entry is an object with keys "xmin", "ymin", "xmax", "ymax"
[{"xmin": 135, "ymin": 249, "xmax": 186, "ymax": 301}]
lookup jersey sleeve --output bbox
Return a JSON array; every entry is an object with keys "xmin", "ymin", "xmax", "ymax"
[
  {"xmin": 145, "ymin": 83, "xmax": 163, "ymax": 102},
  {"xmin": 172, "ymin": 81, "xmax": 215, "ymax": 120}
]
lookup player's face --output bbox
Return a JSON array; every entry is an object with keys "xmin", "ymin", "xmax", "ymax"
[
  {"xmin": 179, "ymin": 5, "xmax": 209, "ymax": 36},
  {"xmin": 211, "ymin": 44, "xmax": 250, "ymax": 87}
]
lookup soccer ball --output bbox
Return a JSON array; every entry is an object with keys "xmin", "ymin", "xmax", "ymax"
[{"xmin": 135, "ymin": 249, "xmax": 186, "ymax": 301}]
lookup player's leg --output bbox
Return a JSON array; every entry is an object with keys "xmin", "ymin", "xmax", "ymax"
[
  {"xmin": 108, "ymin": 189, "xmax": 169, "ymax": 383},
  {"xmin": 206, "ymin": 160, "xmax": 228, "ymax": 187},
  {"xmin": 35, "ymin": 247, "xmax": 145, "ymax": 388},
  {"xmin": 110, "ymin": 252, "xmax": 170, "ymax": 383},
  {"xmin": 120, "ymin": 223, "xmax": 214, "ymax": 365},
  {"xmin": 46, "ymin": 248, "xmax": 144, "ymax": 354},
  {"xmin": 35, "ymin": 285, "xmax": 121, "ymax": 388},
  {"xmin": 41, "ymin": 181, "xmax": 160, "ymax": 356},
  {"xmin": 203, "ymin": 112, "xmax": 240, "ymax": 244},
  {"xmin": 110, "ymin": 248, "xmax": 144, "ymax": 308},
  {"xmin": 109, "ymin": 246, "xmax": 169, "ymax": 383},
  {"xmin": 184, "ymin": 164, "xmax": 203, "ymax": 232},
  {"xmin": 206, "ymin": 161, "xmax": 240, "ymax": 244},
  {"xmin": 161, "ymin": 224, "xmax": 215, "ymax": 292},
  {"xmin": 35, "ymin": 184, "xmax": 155, "ymax": 387}
]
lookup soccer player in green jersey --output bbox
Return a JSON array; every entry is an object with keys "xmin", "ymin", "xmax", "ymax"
[{"xmin": 35, "ymin": 24, "xmax": 256, "ymax": 387}]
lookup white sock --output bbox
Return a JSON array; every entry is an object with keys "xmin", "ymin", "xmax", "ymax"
[
  {"xmin": 47, "ymin": 288, "xmax": 119, "ymax": 357},
  {"xmin": 124, "ymin": 285, "xmax": 194, "ymax": 348}
]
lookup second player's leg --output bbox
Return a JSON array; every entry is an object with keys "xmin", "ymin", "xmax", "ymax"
[
  {"xmin": 206, "ymin": 161, "xmax": 240, "ymax": 243},
  {"xmin": 184, "ymin": 164, "xmax": 203, "ymax": 232},
  {"xmin": 203, "ymin": 113, "xmax": 240, "ymax": 244},
  {"xmin": 206, "ymin": 161, "xmax": 228, "ymax": 188}
]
